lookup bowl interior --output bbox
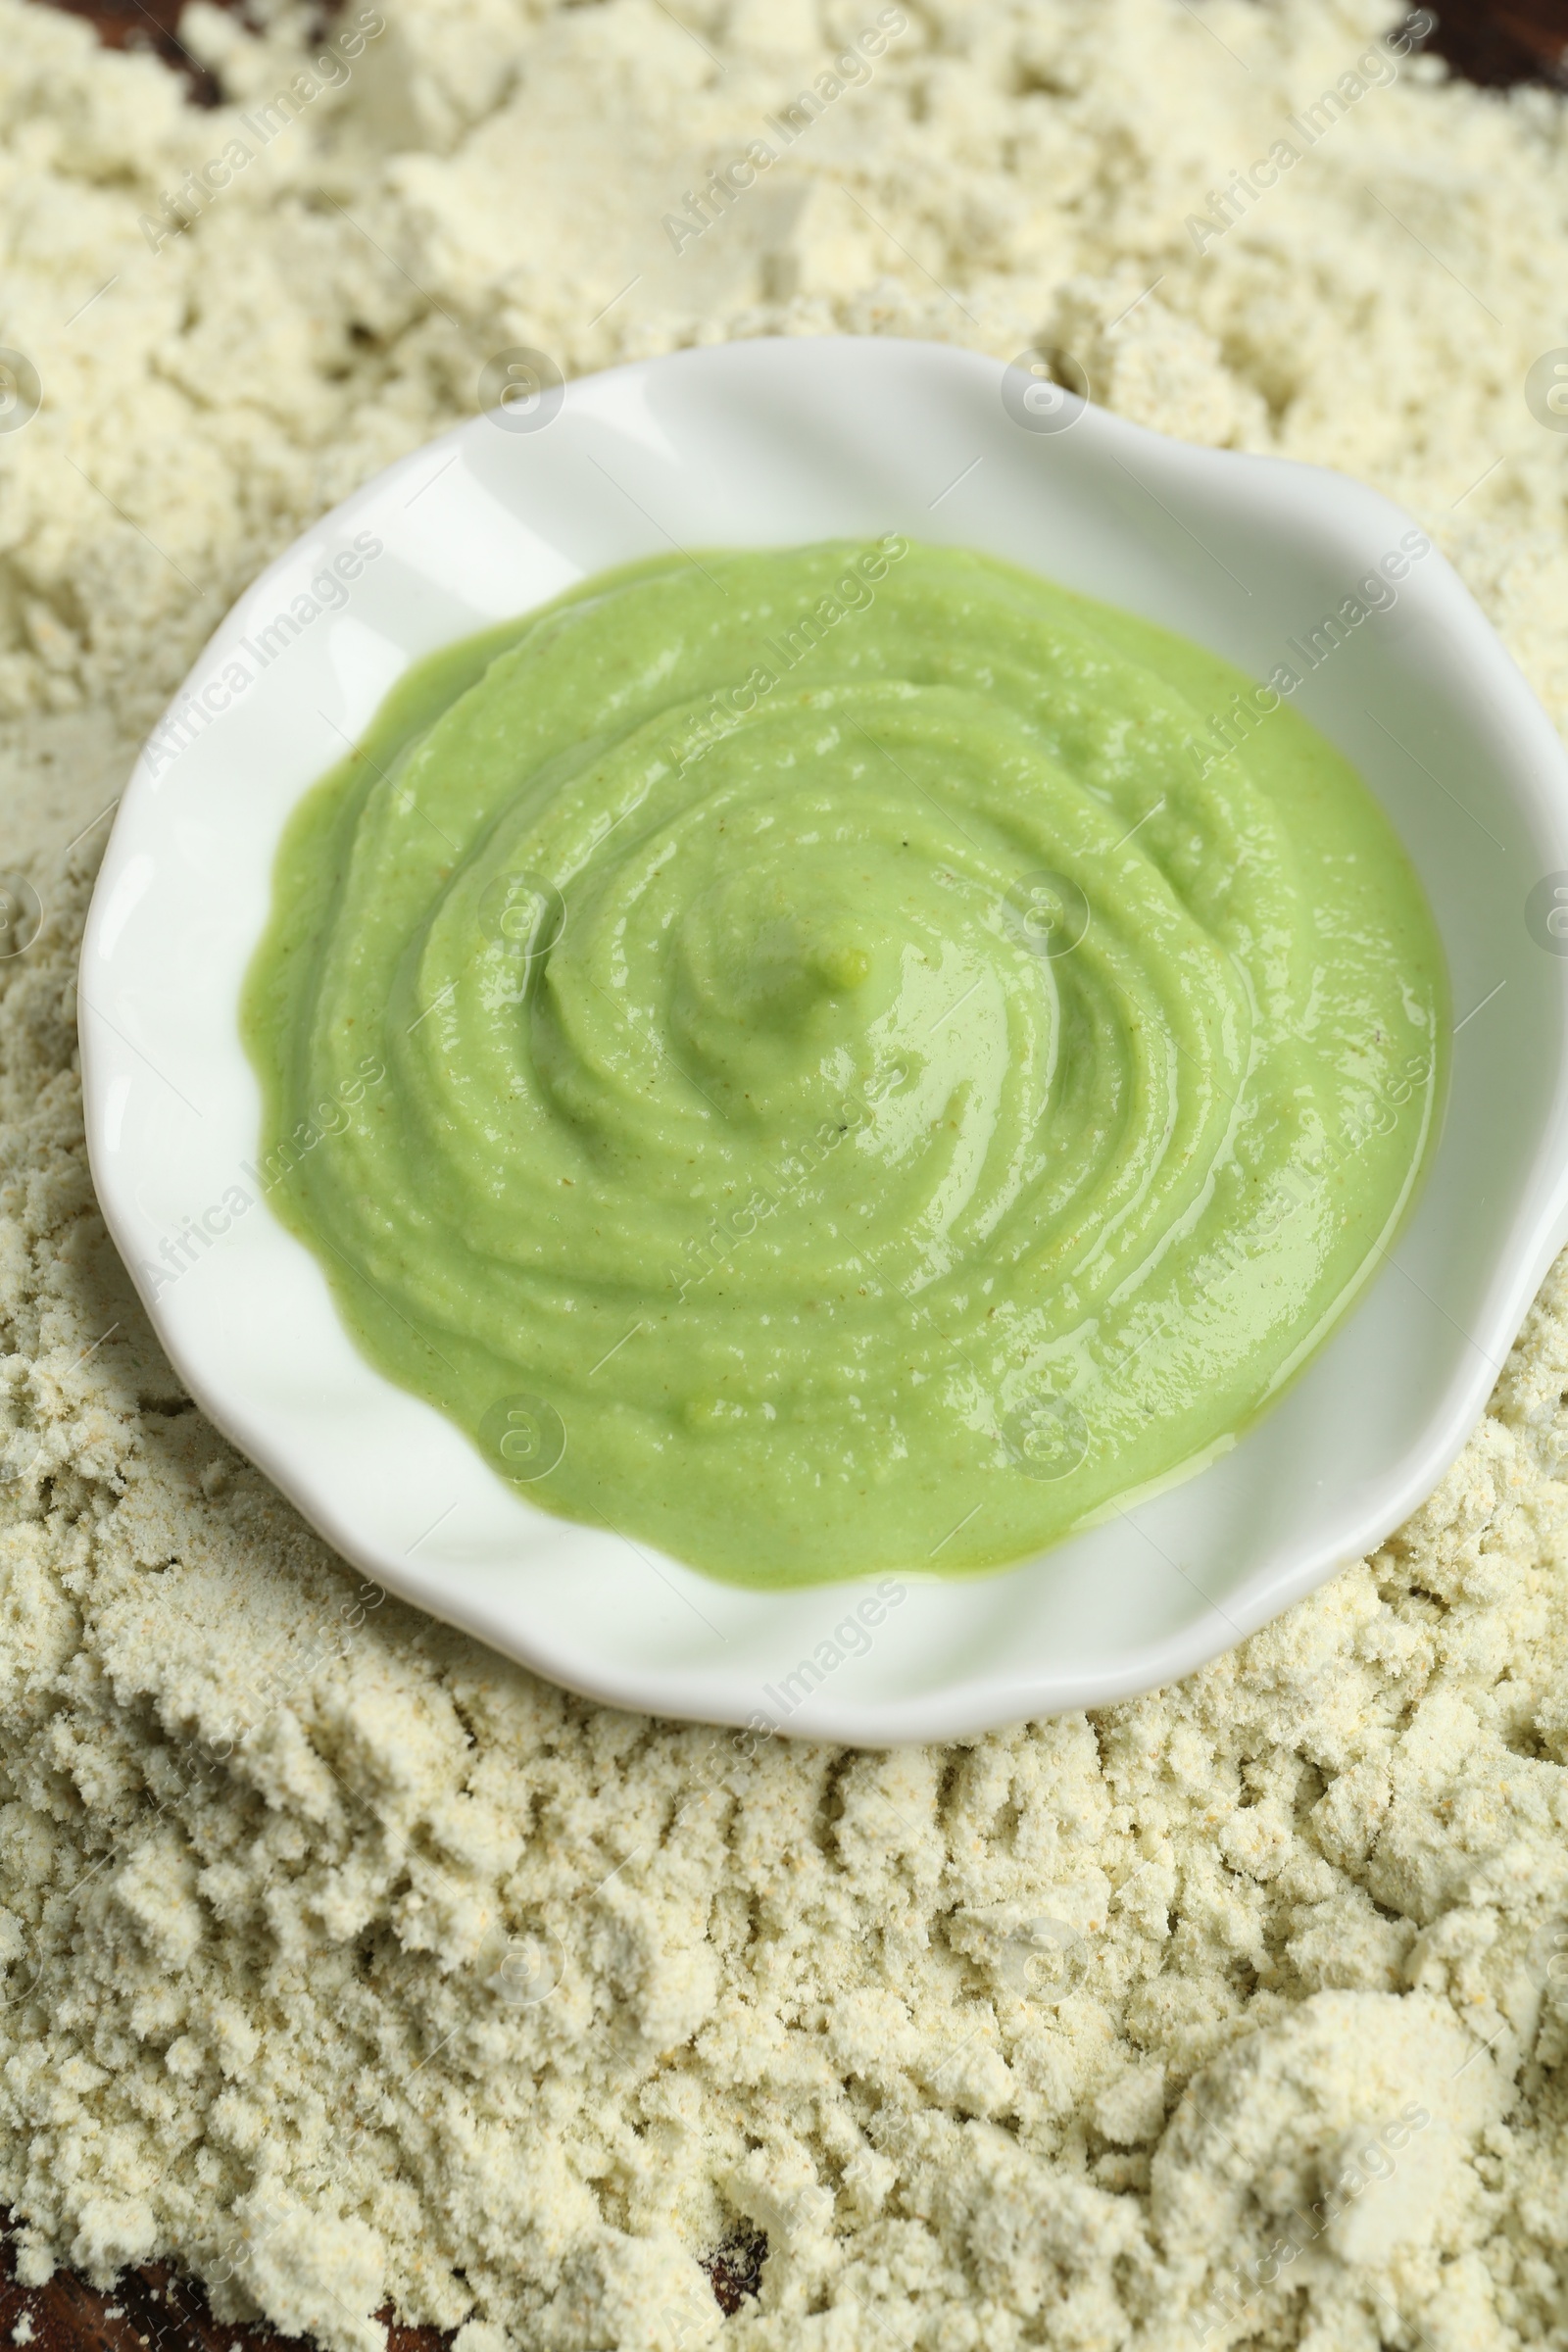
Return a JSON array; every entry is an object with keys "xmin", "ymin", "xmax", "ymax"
[{"xmin": 80, "ymin": 336, "xmax": 1568, "ymax": 1741}]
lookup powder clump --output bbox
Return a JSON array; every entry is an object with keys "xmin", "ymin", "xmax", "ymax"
[{"xmin": 2, "ymin": 1, "xmax": 1568, "ymax": 2347}]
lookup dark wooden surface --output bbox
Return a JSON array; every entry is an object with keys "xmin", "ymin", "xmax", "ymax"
[
  {"xmin": 11, "ymin": 0, "xmax": 1568, "ymax": 2342},
  {"xmin": 36, "ymin": 0, "xmax": 233, "ymax": 102},
  {"xmin": 28, "ymin": 0, "xmax": 1568, "ymax": 95},
  {"xmin": 0, "ymin": 2212, "xmax": 766, "ymax": 2346},
  {"xmin": 1426, "ymin": 0, "xmax": 1568, "ymax": 79},
  {"xmin": 0, "ymin": 2222, "xmax": 439, "ymax": 2352},
  {"xmin": 35, "ymin": 0, "xmax": 340, "ymax": 100}
]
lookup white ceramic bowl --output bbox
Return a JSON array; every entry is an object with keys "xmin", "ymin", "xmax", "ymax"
[{"xmin": 80, "ymin": 335, "xmax": 1568, "ymax": 1743}]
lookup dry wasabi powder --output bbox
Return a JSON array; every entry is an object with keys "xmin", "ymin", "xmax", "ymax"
[{"xmin": 1, "ymin": 0, "xmax": 1567, "ymax": 2346}]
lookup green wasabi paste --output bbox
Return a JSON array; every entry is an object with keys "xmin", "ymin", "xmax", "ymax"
[{"xmin": 243, "ymin": 539, "xmax": 1446, "ymax": 1587}]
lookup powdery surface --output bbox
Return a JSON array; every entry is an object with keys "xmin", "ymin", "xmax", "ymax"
[{"xmin": 2, "ymin": 0, "xmax": 1568, "ymax": 2345}]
